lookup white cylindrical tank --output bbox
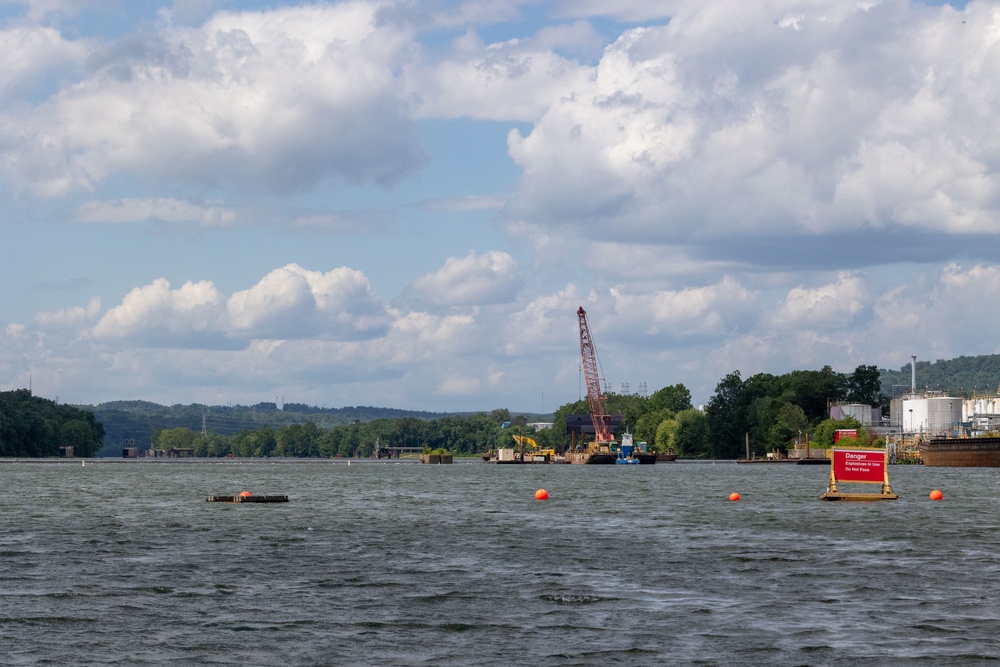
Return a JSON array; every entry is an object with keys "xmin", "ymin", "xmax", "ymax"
[
  {"xmin": 964, "ymin": 397, "xmax": 1000, "ymax": 419},
  {"xmin": 926, "ymin": 397, "xmax": 962, "ymax": 436},
  {"xmin": 901, "ymin": 398, "xmax": 927, "ymax": 434},
  {"xmin": 841, "ymin": 403, "xmax": 873, "ymax": 426}
]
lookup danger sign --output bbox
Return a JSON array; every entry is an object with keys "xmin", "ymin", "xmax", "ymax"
[{"xmin": 832, "ymin": 448, "xmax": 885, "ymax": 483}]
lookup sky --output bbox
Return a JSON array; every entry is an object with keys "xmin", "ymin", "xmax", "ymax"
[{"xmin": 0, "ymin": 0, "xmax": 996, "ymax": 414}]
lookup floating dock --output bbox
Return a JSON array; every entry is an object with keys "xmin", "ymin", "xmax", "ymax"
[{"xmin": 206, "ymin": 494, "xmax": 289, "ymax": 503}]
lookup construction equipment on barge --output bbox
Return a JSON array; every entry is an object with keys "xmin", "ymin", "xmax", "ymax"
[{"xmin": 568, "ymin": 307, "xmax": 654, "ymax": 465}]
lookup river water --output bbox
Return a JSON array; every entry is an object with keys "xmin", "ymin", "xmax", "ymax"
[{"xmin": 2, "ymin": 458, "xmax": 999, "ymax": 666}]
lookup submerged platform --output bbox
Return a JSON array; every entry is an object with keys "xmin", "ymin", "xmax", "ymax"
[{"xmin": 206, "ymin": 494, "xmax": 289, "ymax": 503}]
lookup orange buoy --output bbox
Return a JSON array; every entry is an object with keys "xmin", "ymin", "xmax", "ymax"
[
  {"xmin": 728, "ymin": 492, "xmax": 741, "ymax": 502},
  {"xmin": 239, "ymin": 491, "xmax": 252, "ymax": 497},
  {"xmin": 929, "ymin": 489, "xmax": 943, "ymax": 501},
  {"xmin": 534, "ymin": 488, "xmax": 549, "ymax": 500}
]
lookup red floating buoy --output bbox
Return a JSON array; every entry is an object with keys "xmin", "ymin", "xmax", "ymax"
[
  {"xmin": 239, "ymin": 491, "xmax": 252, "ymax": 498},
  {"xmin": 535, "ymin": 488, "xmax": 549, "ymax": 500},
  {"xmin": 728, "ymin": 492, "xmax": 741, "ymax": 502},
  {"xmin": 929, "ymin": 489, "xmax": 943, "ymax": 501}
]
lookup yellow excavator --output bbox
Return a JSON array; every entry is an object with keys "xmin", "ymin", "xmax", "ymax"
[{"xmin": 512, "ymin": 434, "xmax": 556, "ymax": 461}]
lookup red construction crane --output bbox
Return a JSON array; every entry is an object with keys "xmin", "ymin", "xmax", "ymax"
[{"xmin": 577, "ymin": 306, "xmax": 613, "ymax": 444}]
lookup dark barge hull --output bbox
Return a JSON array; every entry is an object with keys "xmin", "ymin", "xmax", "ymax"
[
  {"xmin": 584, "ymin": 453, "xmax": 656, "ymax": 464},
  {"xmin": 919, "ymin": 437, "xmax": 1000, "ymax": 467},
  {"xmin": 206, "ymin": 495, "xmax": 289, "ymax": 503}
]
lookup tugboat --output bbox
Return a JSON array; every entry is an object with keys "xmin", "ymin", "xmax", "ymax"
[
  {"xmin": 617, "ymin": 431, "xmax": 655, "ymax": 464},
  {"xmin": 615, "ymin": 432, "xmax": 641, "ymax": 465}
]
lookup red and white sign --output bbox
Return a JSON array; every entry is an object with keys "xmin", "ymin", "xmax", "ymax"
[
  {"xmin": 832, "ymin": 448, "xmax": 885, "ymax": 483},
  {"xmin": 834, "ymin": 429, "xmax": 858, "ymax": 443}
]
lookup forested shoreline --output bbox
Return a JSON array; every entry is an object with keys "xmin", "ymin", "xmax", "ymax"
[
  {"xmin": 0, "ymin": 389, "xmax": 104, "ymax": 457},
  {"xmin": 110, "ymin": 366, "xmax": 878, "ymax": 459},
  {"xmin": 5, "ymin": 354, "xmax": 1000, "ymax": 459}
]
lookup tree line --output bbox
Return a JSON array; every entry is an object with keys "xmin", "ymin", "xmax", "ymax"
[
  {"xmin": 703, "ymin": 365, "xmax": 882, "ymax": 459},
  {"xmin": 14, "ymin": 353, "xmax": 1000, "ymax": 459},
  {"xmin": 139, "ymin": 364, "xmax": 879, "ymax": 460},
  {"xmin": 81, "ymin": 399, "xmax": 452, "ymax": 457},
  {"xmin": 0, "ymin": 389, "xmax": 104, "ymax": 457},
  {"xmin": 0, "ymin": 365, "xmax": 878, "ymax": 459},
  {"xmin": 151, "ymin": 413, "xmax": 514, "ymax": 458}
]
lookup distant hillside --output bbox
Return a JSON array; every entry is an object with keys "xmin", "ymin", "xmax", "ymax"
[
  {"xmin": 879, "ymin": 354, "xmax": 1000, "ymax": 398},
  {"xmin": 75, "ymin": 400, "xmax": 449, "ymax": 457}
]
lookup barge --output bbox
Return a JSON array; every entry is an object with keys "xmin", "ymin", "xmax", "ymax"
[{"xmin": 918, "ymin": 437, "xmax": 1000, "ymax": 467}]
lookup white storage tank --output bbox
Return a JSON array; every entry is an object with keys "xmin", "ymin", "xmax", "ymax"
[
  {"xmin": 901, "ymin": 396, "xmax": 961, "ymax": 435},
  {"xmin": 838, "ymin": 403, "xmax": 881, "ymax": 426},
  {"xmin": 926, "ymin": 397, "xmax": 962, "ymax": 436}
]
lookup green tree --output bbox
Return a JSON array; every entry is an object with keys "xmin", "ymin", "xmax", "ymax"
[
  {"xmin": 635, "ymin": 409, "xmax": 674, "ymax": 450},
  {"xmin": 769, "ymin": 403, "xmax": 809, "ymax": 451},
  {"xmin": 706, "ymin": 371, "xmax": 745, "ymax": 458},
  {"xmin": 811, "ymin": 416, "xmax": 862, "ymax": 447},
  {"xmin": 674, "ymin": 409, "xmax": 710, "ymax": 457},
  {"xmin": 746, "ymin": 395, "xmax": 783, "ymax": 455},
  {"xmin": 491, "ymin": 408, "xmax": 511, "ymax": 425},
  {"xmin": 154, "ymin": 427, "xmax": 196, "ymax": 451},
  {"xmin": 785, "ymin": 366, "xmax": 847, "ymax": 421},
  {"xmin": 247, "ymin": 425, "xmax": 277, "ymax": 457},
  {"xmin": 654, "ymin": 417, "xmax": 677, "ymax": 453},
  {"xmin": 60, "ymin": 419, "xmax": 100, "ymax": 457},
  {"xmin": 740, "ymin": 374, "xmax": 782, "ymax": 456},
  {"xmin": 647, "ymin": 384, "xmax": 693, "ymax": 413},
  {"xmin": 201, "ymin": 433, "xmax": 230, "ymax": 457},
  {"xmin": 0, "ymin": 389, "xmax": 103, "ymax": 457},
  {"xmin": 846, "ymin": 364, "xmax": 882, "ymax": 405},
  {"xmin": 276, "ymin": 422, "xmax": 319, "ymax": 457}
]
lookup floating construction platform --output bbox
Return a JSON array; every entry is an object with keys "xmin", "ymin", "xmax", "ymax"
[{"xmin": 206, "ymin": 494, "xmax": 289, "ymax": 503}]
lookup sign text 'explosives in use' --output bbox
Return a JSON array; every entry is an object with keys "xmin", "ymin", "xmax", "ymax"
[{"xmin": 833, "ymin": 449, "xmax": 885, "ymax": 483}]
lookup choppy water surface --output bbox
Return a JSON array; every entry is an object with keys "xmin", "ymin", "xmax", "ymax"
[{"xmin": 3, "ymin": 459, "xmax": 1000, "ymax": 665}]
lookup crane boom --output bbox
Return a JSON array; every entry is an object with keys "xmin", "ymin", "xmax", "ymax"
[{"xmin": 578, "ymin": 307, "xmax": 613, "ymax": 443}]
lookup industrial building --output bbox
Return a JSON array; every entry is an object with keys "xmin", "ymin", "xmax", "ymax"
[{"xmin": 883, "ymin": 354, "xmax": 1000, "ymax": 438}]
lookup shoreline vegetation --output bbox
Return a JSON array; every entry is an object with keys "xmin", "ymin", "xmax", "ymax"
[{"xmin": 4, "ymin": 353, "xmax": 1000, "ymax": 460}]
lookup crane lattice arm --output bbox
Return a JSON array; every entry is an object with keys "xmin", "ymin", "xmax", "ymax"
[{"xmin": 578, "ymin": 307, "xmax": 613, "ymax": 443}]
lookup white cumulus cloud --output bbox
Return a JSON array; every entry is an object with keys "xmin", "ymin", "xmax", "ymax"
[
  {"xmin": 0, "ymin": 1, "xmax": 425, "ymax": 198},
  {"xmin": 410, "ymin": 250, "xmax": 523, "ymax": 307},
  {"xmin": 766, "ymin": 273, "xmax": 867, "ymax": 329},
  {"xmin": 609, "ymin": 277, "xmax": 759, "ymax": 343},
  {"xmin": 91, "ymin": 278, "xmax": 226, "ymax": 346},
  {"xmin": 505, "ymin": 0, "xmax": 1000, "ymax": 270},
  {"xmin": 89, "ymin": 264, "xmax": 389, "ymax": 348},
  {"xmin": 227, "ymin": 263, "xmax": 389, "ymax": 340}
]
